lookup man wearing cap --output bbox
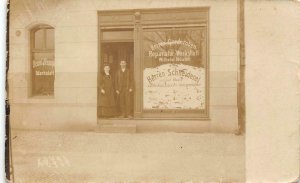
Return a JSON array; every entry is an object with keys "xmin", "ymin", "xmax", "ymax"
[{"xmin": 115, "ymin": 60, "xmax": 133, "ymax": 118}]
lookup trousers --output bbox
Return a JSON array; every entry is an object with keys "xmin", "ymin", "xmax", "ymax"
[{"xmin": 119, "ymin": 89, "xmax": 132, "ymax": 116}]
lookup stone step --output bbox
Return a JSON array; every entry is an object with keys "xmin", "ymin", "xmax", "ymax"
[{"xmin": 96, "ymin": 124, "xmax": 137, "ymax": 133}]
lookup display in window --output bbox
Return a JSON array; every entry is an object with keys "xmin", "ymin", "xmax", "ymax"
[{"xmin": 143, "ymin": 29, "xmax": 207, "ymax": 111}]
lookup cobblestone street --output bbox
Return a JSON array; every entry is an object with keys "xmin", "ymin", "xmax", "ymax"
[{"xmin": 11, "ymin": 130, "xmax": 245, "ymax": 183}]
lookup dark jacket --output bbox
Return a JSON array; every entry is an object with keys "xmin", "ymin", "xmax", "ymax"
[
  {"xmin": 99, "ymin": 74, "xmax": 116, "ymax": 107},
  {"xmin": 115, "ymin": 69, "xmax": 133, "ymax": 92}
]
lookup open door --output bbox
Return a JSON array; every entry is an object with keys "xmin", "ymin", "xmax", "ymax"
[{"xmin": 98, "ymin": 41, "xmax": 134, "ymax": 119}]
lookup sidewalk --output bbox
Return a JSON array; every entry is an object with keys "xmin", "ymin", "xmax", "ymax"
[{"xmin": 11, "ymin": 130, "xmax": 245, "ymax": 183}]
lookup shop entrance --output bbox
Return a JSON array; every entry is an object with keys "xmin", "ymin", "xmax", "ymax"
[
  {"xmin": 98, "ymin": 41, "xmax": 134, "ymax": 119},
  {"xmin": 98, "ymin": 8, "xmax": 211, "ymax": 121}
]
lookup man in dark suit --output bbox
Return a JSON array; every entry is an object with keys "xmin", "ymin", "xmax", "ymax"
[{"xmin": 115, "ymin": 60, "xmax": 133, "ymax": 118}]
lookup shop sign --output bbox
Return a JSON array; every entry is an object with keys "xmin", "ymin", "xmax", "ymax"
[
  {"xmin": 144, "ymin": 63, "xmax": 205, "ymax": 109},
  {"xmin": 143, "ymin": 29, "xmax": 206, "ymax": 111}
]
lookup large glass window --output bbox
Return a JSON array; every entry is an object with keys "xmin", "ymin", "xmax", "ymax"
[
  {"xmin": 142, "ymin": 28, "xmax": 208, "ymax": 116},
  {"xmin": 30, "ymin": 25, "xmax": 55, "ymax": 96}
]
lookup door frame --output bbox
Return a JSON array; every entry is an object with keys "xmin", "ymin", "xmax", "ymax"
[{"xmin": 97, "ymin": 28, "xmax": 135, "ymax": 119}]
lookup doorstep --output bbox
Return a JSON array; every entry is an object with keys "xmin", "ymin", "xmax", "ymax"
[{"xmin": 96, "ymin": 123, "xmax": 137, "ymax": 133}]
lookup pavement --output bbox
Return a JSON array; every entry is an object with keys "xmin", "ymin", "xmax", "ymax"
[{"xmin": 10, "ymin": 130, "xmax": 245, "ymax": 183}]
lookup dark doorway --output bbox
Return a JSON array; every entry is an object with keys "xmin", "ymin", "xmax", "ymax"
[{"xmin": 98, "ymin": 42, "xmax": 134, "ymax": 119}]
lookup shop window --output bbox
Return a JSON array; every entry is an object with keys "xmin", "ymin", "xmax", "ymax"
[
  {"xmin": 143, "ymin": 28, "xmax": 207, "ymax": 116},
  {"xmin": 30, "ymin": 25, "xmax": 55, "ymax": 96}
]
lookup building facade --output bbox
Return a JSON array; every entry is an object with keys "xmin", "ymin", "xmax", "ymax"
[{"xmin": 9, "ymin": 0, "xmax": 242, "ymax": 133}]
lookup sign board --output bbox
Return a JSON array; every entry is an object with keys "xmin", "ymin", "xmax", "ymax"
[{"xmin": 144, "ymin": 63, "xmax": 205, "ymax": 109}]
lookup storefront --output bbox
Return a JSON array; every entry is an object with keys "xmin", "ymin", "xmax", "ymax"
[
  {"xmin": 98, "ymin": 8, "xmax": 209, "ymax": 120},
  {"xmin": 9, "ymin": 1, "xmax": 241, "ymax": 133}
]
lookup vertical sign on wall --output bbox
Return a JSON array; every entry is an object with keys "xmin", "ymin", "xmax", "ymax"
[{"xmin": 143, "ymin": 28, "xmax": 207, "ymax": 115}]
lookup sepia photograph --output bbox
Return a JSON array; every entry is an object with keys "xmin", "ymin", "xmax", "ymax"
[{"xmin": 6, "ymin": 0, "xmax": 300, "ymax": 182}]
